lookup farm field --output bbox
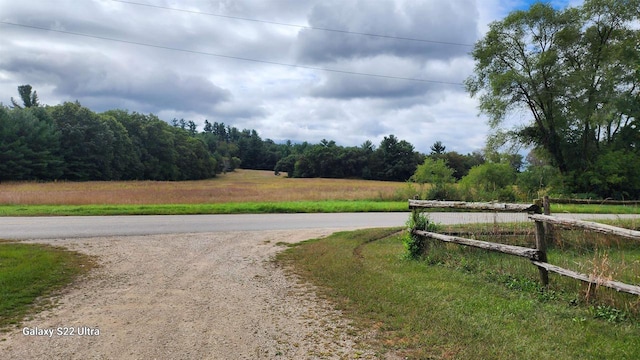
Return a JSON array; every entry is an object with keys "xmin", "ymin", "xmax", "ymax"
[
  {"xmin": 2, "ymin": 169, "xmax": 640, "ymax": 217},
  {"xmin": 0, "ymin": 169, "xmax": 406, "ymax": 205}
]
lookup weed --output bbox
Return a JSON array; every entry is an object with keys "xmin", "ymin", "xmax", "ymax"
[{"xmin": 591, "ymin": 305, "xmax": 628, "ymax": 323}]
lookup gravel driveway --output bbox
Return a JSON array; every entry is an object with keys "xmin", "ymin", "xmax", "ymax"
[{"xmin": 2, "ymin": 230, "xmax": 389, "ymax": 359}]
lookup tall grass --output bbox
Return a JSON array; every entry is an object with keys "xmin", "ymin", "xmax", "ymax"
[
  {"xmin": 0, "ymin": 170, "xmax": 407, "ymax": 205},
  {"xmin": 417, "ymin": 218, "xmax": 640, "ymax": 319}
]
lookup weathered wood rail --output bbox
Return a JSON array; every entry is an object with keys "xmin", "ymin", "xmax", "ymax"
[
  {"xmin": 412, "ymin": 230, "xmax": 541, "ymax": 260},
  {"xmin": 529, "ymin": 214, "xmax": 640, "ymax": 240},
  {"xmin": 409, "ymin": 200, "xmax": 541, "ymax": 213},
  {"xmin": 410, "ymin": 200, "xmax": 640, "ymax": 296},
  {"xmin": 531, "ymin": 261, "xmax": 640, "ymax": 296},
  {"xmin": 549, "ymin": 198, "xmax": 640, "ymax": 206}
]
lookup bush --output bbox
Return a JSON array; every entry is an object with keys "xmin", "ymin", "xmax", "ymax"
[
  {"xmin": 517, "ymin": 165, "xmax": 563, "ymax": 200},
  {"xmin": 426, "ymin": 183, "xmax": 462, "ymax": 201},
  {"xmin": 404, "ymin": 212, "xmax": 438, "ymax": 259},
  {"xmin": 459, "ymin": 162, "xmax": 517, "ymax": 201}
]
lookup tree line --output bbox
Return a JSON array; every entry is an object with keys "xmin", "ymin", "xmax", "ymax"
[{"xmin": 1, "ymin": 86, "xmax": 486, "ymax": 183}]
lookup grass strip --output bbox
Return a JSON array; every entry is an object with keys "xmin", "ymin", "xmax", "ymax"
[
  {"xmin": 0, "ymin": 201, "xmax": 408, "ymax": 216},
  {"xmin": 0, "ymin": 242, "xmax": 95, "ymax": 331},
  {"xmin": 276, "ymin": 229, "xmax": 640, "ymax": 359},
  {"xmin": 1, "ymin": 201, "xmax": 639, "ymax": 217},
  {"xmin": 550, "ymin": 203, "xmax": 640, "ymax": 214}
]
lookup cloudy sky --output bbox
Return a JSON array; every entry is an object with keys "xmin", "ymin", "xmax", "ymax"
[{"xmin": 0, "ymin": 0, "xmax": 580, "ymax": 154}]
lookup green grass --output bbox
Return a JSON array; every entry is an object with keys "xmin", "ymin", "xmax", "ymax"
[
  {"xmin": 276, "ymin": 228, "xmax": 640, "ymax": 359},
  {"xmin": 0, "ymin": 200, "xmax": 408, "ymax": 216},
  {"xmin": 0, "ymin": 242, "xmax": 95, "ymax": 331},
  {"xmin": 551, "ymin": 203, "xmax": 640, "ymax": 214},
  {"xmin": 2, "ymin": 201, "xmax": 640, "ymax": 216}
]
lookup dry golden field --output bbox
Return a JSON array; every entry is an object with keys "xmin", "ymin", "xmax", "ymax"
[{"xmin": 0, "ymin": 170, "xmax": 407, "ymax": 205}]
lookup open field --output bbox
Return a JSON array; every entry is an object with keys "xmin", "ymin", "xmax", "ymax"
[
  {"xmin": 1, "ymin": 170, "xmax": 640, "ymax": 216},
  {"xmin": 0, "ymin": 170, "xmax": 406, "ymax": 205}
]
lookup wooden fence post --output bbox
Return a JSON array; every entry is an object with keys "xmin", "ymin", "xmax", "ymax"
[
  {"xmin": 543, "ymin": 195, "xmax": 554, "ymax": 245},
  {"xmin": 411, "ymin": 196, "xmax": 419, "ymax": 232},
  {"xmin": 534, "ymin": 220, "xmax": 549, "ymax": 287}
]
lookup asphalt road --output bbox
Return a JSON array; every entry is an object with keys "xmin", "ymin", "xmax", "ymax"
[{"xmin": 1, "ymin": 212, "xmax": 639, "ymax": 240}]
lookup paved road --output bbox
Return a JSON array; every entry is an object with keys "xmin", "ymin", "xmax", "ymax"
[{"xmin": 1, "ymin": 212, "xmax": 639, "ymax": 240}]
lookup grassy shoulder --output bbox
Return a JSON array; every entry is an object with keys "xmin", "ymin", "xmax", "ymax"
[
  {"xmin": 0, "ymin": 241, "xmax": 96, "ymax": 331},
  {"xmin": 0, "ymin": 201, "xmax": 408, "ymax": 216},
  {"xmin": 2, "ymin": 201, "xmax": 640, "ymax": 216},
  {"xmin": 276, "ymin": 228, "xmax": 640, "ymax": 359}
]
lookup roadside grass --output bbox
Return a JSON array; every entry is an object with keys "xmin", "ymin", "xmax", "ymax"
[
  {"xmin": 276, "ymin": 228, "xmax": 640, "ymax": 359},
  {"xmin": 2, "ymin": 201, "xmax": 639, "ymax": 216},
  {"xmin": 0, "ymin": 200, "xmax": 408, "ymax": 216},
  {"xmin": 0, "ymin": 241, "xmax": 96, "ymax": 331},
  {"xmin": 551, "ymin": 203, "xmax": 640, "ymax": 214}
]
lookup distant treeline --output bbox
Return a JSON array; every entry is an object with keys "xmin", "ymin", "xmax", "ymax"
[{"xmin": 0, "ymin": 99, "xmax": 486, "ymax": 182}]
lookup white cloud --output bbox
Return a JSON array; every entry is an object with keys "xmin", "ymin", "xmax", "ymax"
[{"xmin": 0, "ymin": 0, "xmax": 584, "ymax": 154}]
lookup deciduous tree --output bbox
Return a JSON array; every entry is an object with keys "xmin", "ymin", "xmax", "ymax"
[{"xmin": 466, "ymin": 0, "xmax": 640, "ymax": 179}]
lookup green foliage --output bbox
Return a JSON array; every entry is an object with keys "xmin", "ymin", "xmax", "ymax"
[
  {"xmin": 438, "ymin": 150, "xmax": 486, "ymax": 180},
  {"xmin": 590, "ymin": 305, "xmax": 628, "ymax": 323},
  {"xmin": 572, "ymin": 150, "xmax": 640, "ymax": 199},
  {"xmin": 403, "ymin": 211, "xmax": 437, "ymax": 259},
  {"xmin": 276, "ymin": 134, "xmax": 422, "ymax": 181},
  {"xmin": 517, "ymin": 165, "xmax": 563, "ymax": 199},
  {"xmin": 411, "ymin": 157, "xmax": 460, "ymax": 200},
  {"xmin": 374, "ymin": 135, "xmax": 424, "ymax": 181},
  {"xmin": 459, "ymin": 162, "xmax": 517, "ymax": 201},
  {"xmin": 10, "ymin": 84, "xmax": 39, "ymax": 109},
  {"xmin": 467, "ymin": 0, "xmax": 640, "ymax": 196},
  {"xmin": 50, "ymin": 102, "xmax": 125, "ymax": 180},
  {"xmin": 411, "ymin": 158, "xmax": 454, "ymax": 186},
  {"xmin": 0, "ymin": 106, "xmax": 63, "ymax": 181}
]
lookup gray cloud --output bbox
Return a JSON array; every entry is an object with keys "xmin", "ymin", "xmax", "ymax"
[
  {"xmin": 0, "ymin": 0, "xmax": 553, "ymax": 154},
  {"xmin": 1, "ymin": 48, "xmax": 230, "ymax": 114},
  {"xmin": 294, "ymin": 0, "xmax": 478, "ymax": 64}
]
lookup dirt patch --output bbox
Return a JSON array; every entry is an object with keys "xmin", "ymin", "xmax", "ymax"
[{"xmin": 2, "ymin": 230, "xmax": 393, "ymax": 359}]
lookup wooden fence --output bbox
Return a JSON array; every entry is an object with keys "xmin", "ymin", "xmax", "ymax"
[
  {"xmin": 409, "ymin": 199, "xmax": 640, "ymax": 296},
  {"xmin": 549, "ymin": 198, "xmax": 640, "ymax": 206}
]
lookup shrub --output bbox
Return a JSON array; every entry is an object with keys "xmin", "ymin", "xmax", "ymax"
[
  {"xmin": 411, "ymin": 158, "xmax": 457, "ymax": 200},
  {"xmin": 517, "ymin": 165, "xmax": 563, "ymax": 199},
  {"xmin": 426, "ymin": 183, "xmax": 462, "ymax": 201},
  {"xmin": 404, "ymin": 211, "xmax": 438, "ymax": 259},
  {"xmin": 459, "ymin": 162, "xmax": 516, "ymax": 201}
]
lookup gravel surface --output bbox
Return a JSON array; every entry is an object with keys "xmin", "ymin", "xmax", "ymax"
[{"xmin": 2, "ymin": 230, "xmax": 393, "ymax": 359}]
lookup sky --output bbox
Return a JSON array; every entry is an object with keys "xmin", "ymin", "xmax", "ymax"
[{"xmin": 0, "ymin": 0, "xmax": 580, "ymax": 154}]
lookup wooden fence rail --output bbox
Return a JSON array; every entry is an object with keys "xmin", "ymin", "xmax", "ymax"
[
  {"xmin": 409, "ymin": 200, "xmax": 640, "ymax": 296},
  {"xmin": 412, "ymin": 230, "xmax": 541, "ymax": 260},
  {"xmin": 531, "ymin": 261, "xmax": 640, "ymax": 296},
  {"xmin": 409, "ymin": 200, "xmax": 541, "ymax": 213},
  {"xmin": 530, "ymin": 213, "xmax": 640, "ymax": 295},
  {"xmin": 529, "ymin": 214, "xmax": 640, "ymax": 241}
]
